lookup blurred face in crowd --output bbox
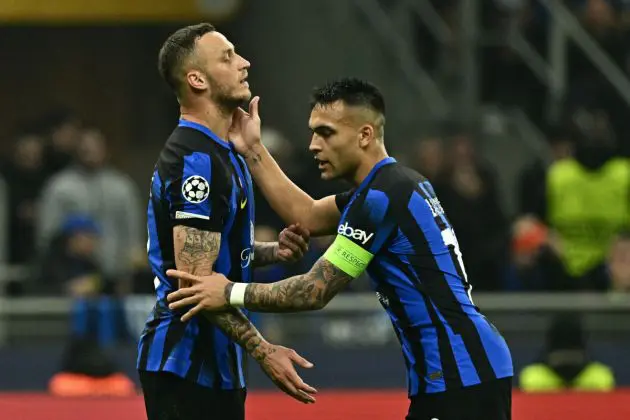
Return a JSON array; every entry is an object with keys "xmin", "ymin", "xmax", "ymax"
[
  {"xmin": 308, "ymin": 101, "xmax": 382, "ymax": 181},
  {"xmin": 14, "ymin": 134, "xmax": 44, "ymax": 171},
  {"xmin": 51, "ymin": 117, "xmax": 82, "ymax": 153},
  {"xmin": 67, "ymin": 231, "xmax": 99, "ymax": 258},
  {"xmin": 608, "ymin": 235, "xmax": 630, "ymax": 291},
  {"xmin": 186, "ymin": 32, "xmax": 251, "ymax": 108},
  {"xmin": 584, "ymin": 0, "xmax": 615, "ymax": 29},
  {"xmin": 76, "ymin": 129, "xmax": 107, "ymax": 170},
  {"xmin": 414, "ymin": 137, "xmax": 444, "ymax": 179},
  {"xmin": 450, "ymin": 134, "xmax": 476, "ymax": 167}
]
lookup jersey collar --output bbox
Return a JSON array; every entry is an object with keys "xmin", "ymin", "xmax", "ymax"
[
  {"xmin": 356, "ymin": 157, "xmax": 397, "ymax": 192},
  {"xmin": 178, "ymin": 119, "xmax": 232, "ymax": 150}
]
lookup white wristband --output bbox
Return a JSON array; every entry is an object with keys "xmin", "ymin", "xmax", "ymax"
[{"xmin": 229, "ymin": 283, "xmax": 248, "ymax": 308}]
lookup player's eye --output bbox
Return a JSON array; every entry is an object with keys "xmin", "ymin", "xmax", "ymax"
[{"xmin": 314, "ymin": 127, "xmax": 335, "ymax": 139}]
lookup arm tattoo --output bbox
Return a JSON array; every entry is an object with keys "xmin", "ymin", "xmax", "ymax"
[
  {"xmin": 173, "ymin": 225, "xmax": 271, "ymax": 359},
  {"xmin": 206, "ymin": 309, "xmax": 274, "ymax": 363},
  {"xmin": 243, "ymin": 257, "xmax": 354, "ymax": 312},
  {"xmin": 245, "ymin": 150, "xmax": 262, "ymax": 165},
  {"xmin": 173, "ymin": 226, "xmax": 220, "ymax": 275},
  {"xmin": 252, "ymin": 241, "xmax": 278, "ymax": 268}
]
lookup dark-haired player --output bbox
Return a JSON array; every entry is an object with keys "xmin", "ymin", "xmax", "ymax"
[
  {"xmin": 136, "ymin": 23, "xmax": 317, "ymax": 420},
  {"xmin": 167, "ymin": 78, "xmax": 514, "ymax": 419}
]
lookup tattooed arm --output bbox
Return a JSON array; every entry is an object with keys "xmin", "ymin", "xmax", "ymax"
[
  {"xmin": 239, "ymin": 256, "xmax": 353, "ymax": 312},
  {"xmin": 173, "ymin": 226, "xmax": 271, "ymax": 361},
  {"xmin": 172, "ymin": 225, "xmax": 318, "ymax": 403},
  {"xmin": 167, "ymin": 255, "xmax": 353, "ymax": 313},
  {"xmin": 252, "ymin": 241, "xmax": 278, "ymax": 267}
]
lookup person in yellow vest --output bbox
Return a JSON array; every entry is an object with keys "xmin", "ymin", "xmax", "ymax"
[
  {"xmin": 519, "ymin": 314, "xmax": 615, "ymax": 392},
  {"xmin": 545, "ymin": 118, "xmax": 630, "ymax": 288}
]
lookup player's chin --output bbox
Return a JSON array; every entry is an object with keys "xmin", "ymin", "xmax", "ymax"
[
  {"xmin": 235, "ymin": 87, "xmax": 252, "ymax": 102},
  {"xmin": 319, "ymin": 168, "xmax": 338, "ymax": 181}
]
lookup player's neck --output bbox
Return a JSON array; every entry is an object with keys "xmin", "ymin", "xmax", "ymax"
[
  {"xmin": 180, "ymin": 100, "xmax": 233, "ymax": 140},
  {"xmin": 351, "ymin": 148, "xmax": 389, "ymax": 186}
]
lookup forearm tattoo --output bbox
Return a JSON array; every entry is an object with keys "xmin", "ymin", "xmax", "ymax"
[
  {"xmin": 205, "ymin": 309, "xmax": 272, "ymax": 362},
  {"xmin": 243, "ymin": 257, "xmax": 354, "ymax": 312},
  {"xmin": 252, "ymin": 241, "xmax": 278, "ymax": 268},
  {"xmin": 173, "ymin": 226, "xmax": 268, "ymax": 358}
]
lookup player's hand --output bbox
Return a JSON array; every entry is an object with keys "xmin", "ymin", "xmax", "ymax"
[
  {"xmin": 276, "ymin": 223, "xmax": 310, "ymax": 263},
  {"xmin": 256, "ymin": 343, "xmax": 317, "ymax": 404},
  {"xmin": 229, "ymin": 96, "xmax": 262, "ymax": 155},
  {"xmin": 166, "ymin": 270, "xmax": 231, "ymax": 320}
]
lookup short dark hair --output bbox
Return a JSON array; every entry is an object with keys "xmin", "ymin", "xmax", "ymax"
[
  {"xmin": 158, "ymin": 23, "xmax": 216, "ymax": 96},
  {"xmin": 310, "ymin": 78, "xmax": 386, "ymax": 117}
]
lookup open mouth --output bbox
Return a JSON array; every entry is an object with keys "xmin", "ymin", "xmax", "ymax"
[
  {"xmin": 240, "ymin": 75, "xmax": 249, "ymax": 88},
  {"xmin": 315, "ymin": 157, "xmax": 329, "ymax": 170}
]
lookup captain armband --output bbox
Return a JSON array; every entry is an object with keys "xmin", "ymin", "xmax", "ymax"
[{"xmin": 323, "ymin": 235, "xmax": 374, "ymax": 278}]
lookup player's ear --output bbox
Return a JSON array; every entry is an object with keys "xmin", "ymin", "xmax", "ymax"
[
  {"xmin": 358, "ymin": 125, "xmax": 374, "ymax": 148},
  {"xmin": 186, "ymin": 70, "xmax": 208, "ymax": 91}
]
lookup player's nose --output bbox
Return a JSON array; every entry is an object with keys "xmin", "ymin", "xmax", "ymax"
[
  {"xmin": 238, "ymin": 55, "xmax": 250, "ymax": 70},
  {"xmin": 309, "ymin": 135, "xmax": 322, "ymax": 152}
]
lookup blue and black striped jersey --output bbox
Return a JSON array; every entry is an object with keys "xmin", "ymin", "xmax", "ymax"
[
  {"xmin": 334, "ymin": 157, "xmax": 513, "ymax": 396},
  {"xmin": 137, "ymin": 120, "xmax": 255, "ymax": 389}
]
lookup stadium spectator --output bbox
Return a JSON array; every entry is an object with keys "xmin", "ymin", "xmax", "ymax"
[
  {"xmin": 519, "ymin": 314, "xmax": 615, "ymax": 392},
  {"xmin": 583, "ymin": 230, "xmax": 630, "ymax": 291},
  {"xmin": 1, "ymin": 131, "xmax": 47, "ymax": 264},
  {"xmin": 435, "ymin": 133, "xmax": 509, "ymax": 290},
  {"xmin": 39, "ymin": 214, "xmax": 134, "ymax": 397},
  {"xmin": 411, "ymin": 137, "xmax": 445, "ymax": 182},
  {"xmin": 39, "ymin": 109, "xmax": 83, "ymax": 177},
  {"xmin": 37, "ymin": 128, "xmax": 143, "ymax": 284},
  {"xmin": 38, "ymin": 215, "xmax": 102, "ymax": 297},
  {"xmin": 544, "ymin": 112, "xmax": 629, "ymax": 287},
  {"xmin": 517, "ymin": 125, "xmax": 573, "ymax": 218},
  {"xmin": 505, "ymin": 215, "xmax": 570, "ymax": 290}
]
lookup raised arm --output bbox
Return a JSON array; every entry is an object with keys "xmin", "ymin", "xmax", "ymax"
[
  {"xmin": 246, "ymin": 143, "xmax": 340, "ymax": 236},
  {"xmin": 229, "ymin": 97, "xmax": 341, "ymax": 236}
]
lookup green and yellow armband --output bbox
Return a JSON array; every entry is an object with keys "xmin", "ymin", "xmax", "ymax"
[{"xmin": 323, "ymin": 235, "xmax": 374, "ymax": 278}]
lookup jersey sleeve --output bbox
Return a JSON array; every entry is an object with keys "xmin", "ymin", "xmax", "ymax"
[
  {"xmin": 324, "ymin": 188, "xmax": 395, "ymax": 278},
  {"xmin": 162, "ymin": 151, "xmax": 231, "ymax": 232},
  {"xmin": 334, "ymin": 189, "xmax": 355, "ymax": 212}
]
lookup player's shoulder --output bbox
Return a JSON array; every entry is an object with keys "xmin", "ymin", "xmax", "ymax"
[
  {"xmin": 368, "ymin": 161, "xmax": 425, "ymax": 196},
  {"xmin": 164, "ymin": 126, "xmax": 227, "ymax": 157},
  {"xmin": 156, "ymin": 127, "xmax": 230, "ymax": 174}
]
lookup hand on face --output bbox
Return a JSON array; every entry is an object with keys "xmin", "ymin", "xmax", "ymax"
[{"xmin": 229, "ymin": 96, "xmax": 262, "ymax": 155}]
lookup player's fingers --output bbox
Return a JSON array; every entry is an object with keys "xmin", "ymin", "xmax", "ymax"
[
  {"xmin": 167, "ymin": 287, "xmax": 196, "ymax": 302},
  {"xmin": 289, "ymin": 350, "xmax": 314, "ymax": 369},
  {"xmin": 282, "ymin": 230, "xmax": 309, "ymax": 250},
  {"xmin": 297, "ymin": 389, "xmax": 316, "ymax": 404},
  {"xmin": 180, "ymin": 303, "xmax": 204, "ymax": 322},
  {"xmin": 285, "ymin": 371, "xmax": 317, "ymax": 401},
  {"xmin": 290, "ymin": 223, "xmax": 311, "ymax": 241},
  {"xmin": 168, "ymin": 295, "xmax": 201, "ymax": 310},
  {"xmin": 276, "ymin": 249, "xmax": 292, "ymax": 260},
  {"xmin": 280, "ymin": 380, "xmax": 314, "ymax": 404},
  {"xmin": 250, "ymin": 96, "xmax": 260, "ymax": 118},
  {"xmin": 166, "ymin": 269, "xmax": 200, "ymax": 284},
  {"xmin": 278, "ymin": 236, "xmax": 301, "ymax": 253}
]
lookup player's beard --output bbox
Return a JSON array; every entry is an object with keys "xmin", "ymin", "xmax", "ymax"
[{"xmin": 208, "ymin": 78, "xmax": 248, "ymax": 113}]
